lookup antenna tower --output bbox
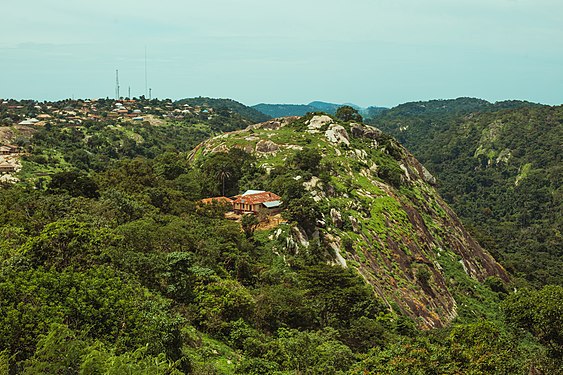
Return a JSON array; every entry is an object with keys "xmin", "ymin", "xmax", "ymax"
[{"xmin": 115, "ymin": 70, "xmax": 121, "ymax": 99}]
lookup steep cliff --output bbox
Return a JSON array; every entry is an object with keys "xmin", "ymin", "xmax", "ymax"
[
  {"xmin": 191, "ymin": 114, "xmax": 509, "ymax": 328},
  {"xmin": 372, "ymin": 103, "xmax": 562, "ymax": 287}
]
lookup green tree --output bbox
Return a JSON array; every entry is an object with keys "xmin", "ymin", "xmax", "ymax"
[
  {"xmin": 22, "ymin": 324, "xmax": 88, "ymax": 375},
  {"xmin": 241, "ymin": 214, "xmax": 260, "ymax": 239},
  {"xmin": 22, "ymin": 219, "xmax": 118, "ymax": 270},
  {"xmin": 217, "ymin": 167, "xmax": 232, "ymax": 197},
  {"xmin": 48, "ymin": 171, "xmax": 99, "ymax": 198},
  {"xmin": 336, "ymin": 105, "xmax": 362, "ymax": 122},
  {"xmin": 283, "ymin": 196, "xmax": 320, "ymax": 235},
  {"xmin": 292, "ymin": 148, "xmax": 322, "ymax": 175},
  {"xmin": 195, "ymin": 278, "xmax": 255, "ymax": 334},
  {"xmin": 503, "ymin": 285, "xmax": 563, "ymax": 358}
]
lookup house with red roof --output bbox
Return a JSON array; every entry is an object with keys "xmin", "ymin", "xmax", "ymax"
[{"xmin": 232, "ymin": 190, "xmax": 282, "ymax": 214}]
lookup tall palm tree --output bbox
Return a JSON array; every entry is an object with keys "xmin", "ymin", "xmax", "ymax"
[{"xmin": 216, "ymin": 167, "xmax": 232, "ymax": 196}]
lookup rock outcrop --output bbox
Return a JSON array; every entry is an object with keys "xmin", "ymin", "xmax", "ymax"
[
  {"xmin": 325, "ymin": 124, "xmax": 350, "ymax": 145},
  {"xmin": 191, "ymin": 116, "xmax": 509, "ymax": 329}
]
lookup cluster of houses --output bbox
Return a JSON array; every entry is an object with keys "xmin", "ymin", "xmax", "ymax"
[
  {"xmin": 0, "ymin": 144, "xmax": 20, "ymax": 174},
  {"xmin": 1, "ymin": 98, "xmax": 217, "ymax": 128},
  {"xmin": 201, "ymin": 190, "xmax": 283, "ymax": 217}
]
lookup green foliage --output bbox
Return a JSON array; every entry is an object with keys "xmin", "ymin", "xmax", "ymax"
[
  {"xmin": 0, "ymin": 351, "xmax": 8, "ymax": 375},
  {"xmin": 22, "ymin": 323, "xmax": 88, "ymax": 375},
  {"xmin": 0, "ymin": 97, "xmax": 559, "ymax": 374},
  {"xmin": 352, "ymin": 321, "xmax": 528, "ymax": 375},
  {"xmin": 300, "ymin": 264, "xmax": 386, "ymax": 329},
  {"xmin": 47, "ymin": 170, "xmax": 99, "ymax": 198},
  {"xmin": 195, "ymin": 278, "xmax": 255, "ymax": 335},
  {"xmin": 252, "ymin": 284, "xmax": 313, "ymax": 333},
  {"xmin": 22, "ymin": 219, "xmax": 117, "ymax": 270},
  {"xmin": 283, "ymin": 196, "xmax": 321, "ymax": 235},
  {"xmin": 200, "ymin": 149, "xmax": 257, "ymax": 197},
  {"xmin": 241, "ymin": 214, "xmax": 260, "ymax": 239},
  {"xmin": 264, "ymin": 328, "xmax": 355, "ymax": 374},
  {"xmin": 377, "ymin": 159, "xmax": 404, "ymax": 187},
  {"xmin": 79, "ymin": 344, "xmax": 184, "ymax": 375},
  {"xmin": 268, "ymin": 174, "xmax": 306, "ymax": 201},
  {"xmin": 503, "ymin": 285, "xmax": 563, "ymax": 358},
  {"xmin": 336, "ymin": 105, "xmax": 363, "ymax": 122},
  {"xmin": 22, "ymin": 323, "xmax": 183, "ymax": 375},
  {"xmin": 448, "ymin": 321, "xmax": 525, "ymax": 374},
  {"xmin": 0, "ymin": 266, "xmax": 183, "ymax": 364},
  {"xmin": 292, "ymin": 147, "xmax": 322, "ymax": 175}
]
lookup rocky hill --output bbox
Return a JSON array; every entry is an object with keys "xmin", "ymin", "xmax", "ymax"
[{"xmin": 190, "ymin": 114, "xmax": 508, "ymax": 328}]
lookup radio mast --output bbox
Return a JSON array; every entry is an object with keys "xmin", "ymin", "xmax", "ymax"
[{"xmin": 115, "ymin": 70, "xmax": 120, "ymax": 100}]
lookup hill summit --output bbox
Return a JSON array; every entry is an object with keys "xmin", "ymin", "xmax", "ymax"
[{"xmin": 191, "ymin": 114, "xmax": 508, "ymax": 328}]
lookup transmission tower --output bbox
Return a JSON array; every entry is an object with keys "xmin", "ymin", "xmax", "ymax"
[{"xmin": 115, "ymin": 70, "xmax": 120, "ymax": 99}]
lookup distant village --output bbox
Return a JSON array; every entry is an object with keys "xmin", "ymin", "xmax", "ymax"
[
  {"xmin": 0, "ymin": 97, "xmax": 217, "ymax": 128},
  {"xmin": 0, "ymin": 97, "xmax": 218, "ymax": 181}
]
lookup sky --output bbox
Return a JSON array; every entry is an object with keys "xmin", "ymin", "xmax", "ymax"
[{"xmin": 1, "ymin": 0, "xmax": 562, "ymax": 107}]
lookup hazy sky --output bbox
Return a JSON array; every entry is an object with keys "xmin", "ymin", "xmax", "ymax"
[{"xmin": 1, "ymin": 0, "xmax": 561, "ymax": 107}]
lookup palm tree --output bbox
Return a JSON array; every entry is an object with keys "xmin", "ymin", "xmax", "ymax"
[{"xmin": 216, "ymin": 167, "xmax": 232, "ymax": 196}]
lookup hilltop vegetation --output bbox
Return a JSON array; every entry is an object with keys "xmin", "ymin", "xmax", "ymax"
[
  {"xmin": 0, "ymin": 99, "xmax": 560, "ymax": 374},
  {"xmin": 371, "ymin": 100, "xmax": 562, "ymax": 287}
]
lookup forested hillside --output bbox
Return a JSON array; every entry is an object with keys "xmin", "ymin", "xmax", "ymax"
[
  {"xmin": 0, "ymin": 100, "xmax": 561, "ymax": 374},
  {"xmin": 371, "ymin": 100, "xmax": 562, "ymax": 287}
]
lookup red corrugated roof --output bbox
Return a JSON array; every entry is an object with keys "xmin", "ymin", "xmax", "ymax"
[{"xmin": 233, "ymin": 191, "xmax": 281, "ymax": 205}]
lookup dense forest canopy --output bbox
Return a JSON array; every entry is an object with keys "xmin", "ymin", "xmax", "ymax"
[{"xmin": 0, "ymin": 98, "xmax": 560, "ymax": 374}]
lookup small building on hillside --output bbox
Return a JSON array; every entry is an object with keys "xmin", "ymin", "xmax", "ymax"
[
  {"xmin": 18, "ymin": 119, "xmax": 39, "ymax": 125},
  {"xmin": 232, "ymin": 190, "xmax": 282, "ymax": 214},
  {"xmin": 0, "ymin": 163, "xmax": 16, "ymax": 173},
  {"xmin": 0, "ymin": 145, "xmax": 19, "ymax": 155}
]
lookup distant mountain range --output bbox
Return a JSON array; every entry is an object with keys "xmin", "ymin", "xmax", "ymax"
[{"xmin": 252, "ymin": 101, "xmax": 388, "ymax": 119}]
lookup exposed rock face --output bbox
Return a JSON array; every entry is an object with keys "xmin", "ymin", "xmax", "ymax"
[
  {"xmin": 350, "ymin": 123, "xmax": 382, "ymax": 140},
  {"xmin": 306, "ymin": 115, "xmax": 333, "ymax": 131},
  {"xmin": 421, "ymin": 165, "xmax": 437, "ymax": 185},
  {"xmin": 325, "ymin": 233, "xmax": 347, "ymax": 268},
  {"xmin": 330, "ymin": 208, "xmax": 343, "ymax": 228},
  {"xmin": 247, "ymin": 116, "xmax": 299, "ymax": 131},
  {"xmin": 406, "ymin": 155, "xmax": 437, "ymax": 185},
  {"xmin": 255, "ymin": 139, "xmax": 279, "ymax": 153},
  {"xmin": 192, "ymin": 115, "xmax": 509, "ymax": 329},
  {"xmin": 325, "ymin": 124, "xmax": 350, "ymax": 145}
]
